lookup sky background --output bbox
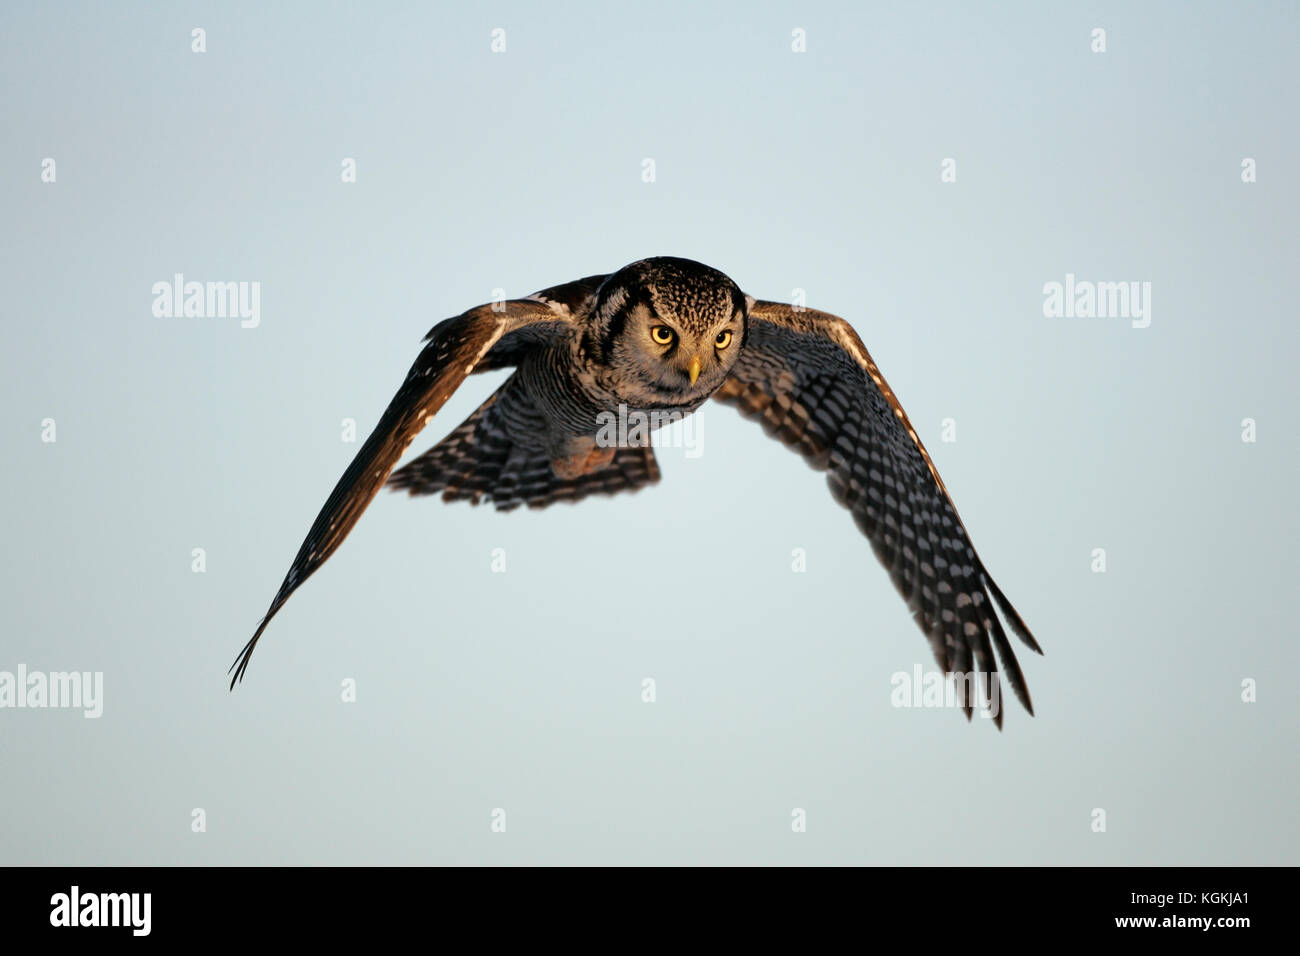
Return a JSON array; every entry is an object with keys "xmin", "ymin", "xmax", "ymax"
[{"xmin": 1, "ymin": 1, "xmax": 1296, "ymax": 865}]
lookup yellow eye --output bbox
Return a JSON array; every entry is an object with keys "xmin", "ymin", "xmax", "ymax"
[
  {"xmin": 714, "ymin": 330, "xmax": 733, "ymax": 349},
  {"xmin": 650, "ymin": 325, "xmax": 676, "ymax": 346}
]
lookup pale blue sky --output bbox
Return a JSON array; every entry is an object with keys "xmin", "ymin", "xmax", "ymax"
[{"xmin": 1, "ymin": 1, "xmax": 1296, "ymax": 864}]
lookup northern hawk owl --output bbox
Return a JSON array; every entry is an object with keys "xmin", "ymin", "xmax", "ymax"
[{"xmin": 232, "ymin": 257, "xmax": 1041, "ymax": 726}]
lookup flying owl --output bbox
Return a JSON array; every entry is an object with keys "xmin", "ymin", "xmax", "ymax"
[{"xmin": 232, "ymin": 257, "xmax": 1041, "ymax": 726}]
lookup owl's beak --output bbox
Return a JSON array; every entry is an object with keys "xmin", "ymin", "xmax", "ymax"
[{"xmin": 688, "ymin": 355, "xmax": 702, "ymax": 385}]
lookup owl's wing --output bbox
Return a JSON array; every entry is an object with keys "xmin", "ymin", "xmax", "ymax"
[
  {"xmin": 230, "ymin": 278, "xmax": 603, "ymax": 688},
  {"xmin": 715, "ymin": 300, "xmax": 1041, "ymax": 726}
]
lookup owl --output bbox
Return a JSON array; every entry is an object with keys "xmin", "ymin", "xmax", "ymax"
[{"xmin": 232, "ymin": 257, "xmax": 1041, "ymax": 726}]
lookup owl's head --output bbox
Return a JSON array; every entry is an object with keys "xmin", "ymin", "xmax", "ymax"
[{"xmin": 590, "ymin": 257, "xmax": 749, "ymax": 404}]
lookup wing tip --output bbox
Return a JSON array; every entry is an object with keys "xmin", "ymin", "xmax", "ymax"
[
  {"xmin": 984, "ymin": 572, "xmax": 1044, "ymax": 655},
  {"xmin": 228, "ymin": 607, "xmax": 278, "ymax": 691}
]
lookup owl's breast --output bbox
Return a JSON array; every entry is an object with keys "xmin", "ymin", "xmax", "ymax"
[{"xmin": 516, "ymin": 346, "xmax": 707, "ymax": 441}]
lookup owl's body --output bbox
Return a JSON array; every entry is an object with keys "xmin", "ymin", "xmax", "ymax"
[
  {"xmin": 391, "ymin": 260, "xmax": 738, "ymax": 509},
  {"xmin": 234, "ymin": 257, "xmax": 1043, "ymax": 728},
  {"xmin": 389, "ymin": 348, "xmax": 670, "ymax": 509}
]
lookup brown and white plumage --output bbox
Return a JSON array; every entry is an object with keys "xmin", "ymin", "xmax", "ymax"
[
  {"xmin": 714, "ymin": 302, "xmax": 1041, "ymax": 726},
  {"xmin": 233, "ymin": 257, "xmax": 1041, "ymax": 727},
  {"xmin": 229, "ymin": 282, "xmax": 598, "ymax": 686}
]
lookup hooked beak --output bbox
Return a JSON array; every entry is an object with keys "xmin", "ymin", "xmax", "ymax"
[{"xmin": 688, "ymin": 355, "xmax": 702, "ymax": 385}]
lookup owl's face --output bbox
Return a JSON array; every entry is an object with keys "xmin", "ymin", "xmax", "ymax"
[{"xmin": 594, "ymin": 257, "xmax": 748, "ymax": 406}]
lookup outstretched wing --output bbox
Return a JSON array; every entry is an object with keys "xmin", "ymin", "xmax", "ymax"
[
  {"xmin": 230, "ymin": 278, "xmax": 603, "ymax": 688},
  {"xmin": 715, "ymin": 300, "xmax": 1042, "ymax": 727}
]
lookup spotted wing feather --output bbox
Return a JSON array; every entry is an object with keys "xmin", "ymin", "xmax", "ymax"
[
  {"xmin": 388, "ymin": 378, "xmax": 660, "ymax": 510},
  {"xmin": 230, "ymin": 290, "xmax": 593, "ymax": 687},
  {"xmin": 716, "ymin": 301, "xmax": 1042, "ymax": 726}
]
